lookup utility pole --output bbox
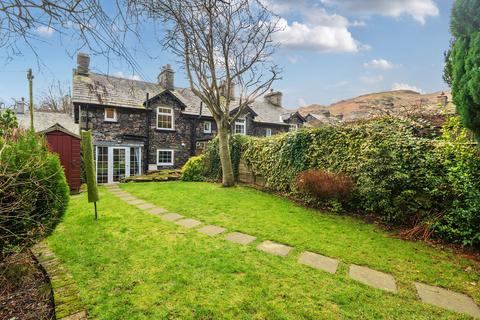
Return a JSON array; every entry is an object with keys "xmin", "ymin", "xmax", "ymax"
[{"xmin": 27, "ymin": 68, "xmax": 34, "ymax": 131}]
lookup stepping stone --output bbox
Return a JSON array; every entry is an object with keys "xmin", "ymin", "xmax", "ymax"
[
  {"xmin": 61, "ymin": 310, "xmax": 88, "ymax": 320},
  {"xmin": 348, "ymin": 264, "xmax": 397, "ymax": 293},
  {"xmin": 136, "ymin": 203, "xmax": 156, "ymax": 210},
  {"xmin": 175, "ymin": 218, "xmax": 202, "ymax": 229},
  {"xmin": 198, "ymin": 225, "xmax": 226, "ymax": 236},
  {"xmin": 147, "ymin": 207, "xmax": 167, "ymax": 216},
  {"xmin": 257, "ymin": 240, "xmax": 293, "ymax": 257},
  {"xmin": 298, "ymin": 251, "xmax": 339, "ymax": 274},
  {"xmin": 415, "ymin": 282, "xmax": 480, "ymax": 318},
  {"xmin": 225, "ymin": 232, "xmax": 256, "ymax": 245},
  {"xmin": 161, "ymin": 213, "xmax": 184, "ymax": 222},
  {"xmin": 127, "ymin": 199, "xmax": 147, "ymax": 205},
  {"xmin": 121, "ymin": 196, "xmax": 137, "ymax": 201}
]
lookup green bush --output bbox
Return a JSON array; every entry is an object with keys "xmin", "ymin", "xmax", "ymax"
[
  {"xmin": 0, "ymin": 130, "xmax": 69, "ymax": 256},
  {"xmin": 204, "ymin": 117, "xmax": 480, "ymax": 247},
  {"xmin": 181, "ymin": 155, "xmax": 206, "ymax": 181}
]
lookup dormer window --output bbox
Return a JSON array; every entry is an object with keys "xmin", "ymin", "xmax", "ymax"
[
  {"xmin": 157, "ymin": 106, "xmax": 174, "ymax": 130},
  {"xmin": 234, "ymin": 119, "xmax": 246, "ymax": 135},
  {"xmin": 104, "ymin": 107, "xmax": 117, "ymax": 122}
]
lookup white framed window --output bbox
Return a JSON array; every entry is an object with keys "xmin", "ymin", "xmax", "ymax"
[
  {"xmin": 265, "ymin": 128, "xmax": 272, "ymax": 137},
  {"xmin": 289, "ymin": 123, "xmax": 298, "ymax": 132},
  {"xmin": 157, "ymin": 149, "xmax": 174, "ymax": 166},
  {"xmin": 203, "ymin": 121, "xmax": 212, "ymax": 133},
  {"xmin": 104, "ymin": 107, "xmax": 117, "ymax": 122},
  {"xmin": 234, "ymin": 119, "xmax": 246, "ymax": 135},
  {"xmin": 157, "ymin": 107, "xmax": 174, "ymax": 130}
]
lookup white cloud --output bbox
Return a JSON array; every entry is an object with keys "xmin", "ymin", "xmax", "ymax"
[
  {"xmin": 391, "ymin": 82, "xmax": 423, "ymax": 93},
  {"xmin": 287, "ymin": 55, "xmax": 301, "ymax": 64},
  {"xmin": 275, "ymin": 17, "xmax": 359, "ymax": 53},
  {"xmin": 262, "ymin": 0, "xmax": 364, "ymax": 53},
  {"xmin": 363, "ymin": 58, "xmax": 398, "ymax": 70},
  {"xmin": 322, "ymin": 0, "xmax": 439, "ymax": 24},
  {"xmin": 35, "ymin": 26, "xmax": 55, "ymax": 37},
  {"xmin": 297, "ymin": 98, "xmax": 307, "ymax": 107},
  {"xmin": 360, "ymin": 75, "xmax": 384, "ymax": 84}
]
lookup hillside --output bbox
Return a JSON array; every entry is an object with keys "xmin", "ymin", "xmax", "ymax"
[{"xmin": 299, "ymin": 90, "xmax": 455, "ymax": 122}]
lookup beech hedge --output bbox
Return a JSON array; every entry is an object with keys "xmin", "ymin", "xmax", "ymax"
[{"xmin": 203, "ymin": 117, "xmax": 480, "ymax": 247}]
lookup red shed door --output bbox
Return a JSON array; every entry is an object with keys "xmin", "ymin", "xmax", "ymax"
[{"xmin": 45, "ymin": 131, "xmax": 81, "ymax": 192}]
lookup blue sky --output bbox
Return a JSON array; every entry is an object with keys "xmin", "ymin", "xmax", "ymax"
[{"xmin": 0, "ymin": 0, "xmax": 453, "ymax": 109}]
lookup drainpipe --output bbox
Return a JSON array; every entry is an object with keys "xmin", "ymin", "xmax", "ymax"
[
  {"xmin": 145, "ymin": 93, "xmax": 150, "ymax": 173},
  {"xmin": 190, "ymin": 102, "xmax": 203, "ymax": 156}
]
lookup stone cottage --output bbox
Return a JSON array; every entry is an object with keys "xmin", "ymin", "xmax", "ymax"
[{"xmin": 72, "ymin": 53, "xmax": 305, "ymax": 184}]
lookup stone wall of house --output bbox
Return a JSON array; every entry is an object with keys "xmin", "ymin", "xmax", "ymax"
[
  {"xmin": 79, "ymin": 105, "xmax": 147, "ymax": 142},
  {"xmin": 147, "ymin": 94, "xmax": 193, "ymax": 169},
  {"xmin": 252, "ymin": 122, "xmax": 289, "ymax": 137}
]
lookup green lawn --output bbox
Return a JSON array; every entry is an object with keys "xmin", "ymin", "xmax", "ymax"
[{"xmin": 47, "ymin": 182, "xmax": 480, "ymax": 319}]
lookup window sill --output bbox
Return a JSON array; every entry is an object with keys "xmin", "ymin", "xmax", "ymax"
[
  {"xmin": 157, "ymin": 163, "xmax": 174, "ymax": 166},
  {"xmin": 104, "ymin": 119, "xmax": 118, "ymax": 123},
  {"xmin": 155, "ymin": 128, "xmax": 177, "ymax": 132}
]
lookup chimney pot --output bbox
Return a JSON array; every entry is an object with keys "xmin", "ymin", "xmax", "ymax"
[
  {"xmin": 158, "ymin": 64, "xmax": 175, "ymax": 90},
  {"xmin": 76, "ymin": 53, "xmax": 90, "ymax": 75}
]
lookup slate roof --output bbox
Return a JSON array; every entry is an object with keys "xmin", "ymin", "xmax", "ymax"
[
  {"xmin": 72, "ymin": 71, "xmax": 296, "ymax": 125},
  {"xmin": 16, "ymin": 111, "xmax": 79, "ymax": 135}
]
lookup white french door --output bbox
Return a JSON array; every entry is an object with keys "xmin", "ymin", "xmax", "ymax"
[
  {"xmin": 95, "ymin": 146, "xmax": 142, "ymax": 184},
  {"xmin": 109, "ymin": 147, "xmax": 130, "ymax": 183}
]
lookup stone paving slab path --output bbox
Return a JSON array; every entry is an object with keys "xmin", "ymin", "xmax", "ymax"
[
  {"xmin": 257, "ymin": 240, "xmax": 293, "ymax": 257},
  {"xmin": 176, "ymin": 218, "xmax": 202, "ymax": 229},
  {"xmin": 161, "ymin": 213, "xmax": 184, "ymax": 222},
  {"xmin": 349, "ymin": 264, "xmax": 397, "ymax": 293},
  {"xmin": 136, "ymin": 203, "xmax": 156, "ymax": 210},
  {"xmin": 298, "ymin": 251, "xmax": 339, "ymax": 274},
  {"xmin": 415, "ymin": 282, "xmax": 480, "ymax": 318},
  {"xmin": 147, "ymin": 207, "xmax": 167, "ymax": 216},
  {"xmin": 126, "ymin": 199, "xmax": 147, "ymax": 205},
  {"xmin": 198, "ymin": 225, "xmax": 226, "ymax": 236},
  {"xmin": 225, "ymin": 232, "xmax": 257, "ymax": 245}
]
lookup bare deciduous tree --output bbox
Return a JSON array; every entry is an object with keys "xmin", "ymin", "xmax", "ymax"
[
  {"xmin": 38, "ymin": 81, "xmax": 72, "ymax": 114},
  {"xmin": 0, "ymin": 0, "xmax": 144, "ymax": 76},
  {"xmin": 129, "ymin": 0, "xmax": 281, "ymax": 186}
]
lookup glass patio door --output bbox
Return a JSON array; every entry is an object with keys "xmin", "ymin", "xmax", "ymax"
[{"xmin": 108, "ymin": 147, "xmax": 130, "ymax": 183}]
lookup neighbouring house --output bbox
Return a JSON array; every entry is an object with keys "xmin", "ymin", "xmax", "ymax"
[
  {"xmin": 13, "ymin": 101, "xmax": 81, "ymax": 193},
  {"xmin": 304, "ymin": 111, "xmax": 341, "ymax": 127},
  {"xmin": 72, "ymin": 53, "xmax": 305, "ymax": 184}
]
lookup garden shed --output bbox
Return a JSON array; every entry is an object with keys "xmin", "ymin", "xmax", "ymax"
[{"xmin": 40, "ymin": 123, "xmax": 81, "ymax": 193}]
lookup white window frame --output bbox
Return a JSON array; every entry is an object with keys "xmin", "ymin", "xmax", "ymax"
[
  {"xmin": 157, "ymin": 149, "xmax": 174, "ymax": 166},
  {"xmin": 104, "ymin": 107, "xmax": 117, "ymax": 122},
  {"xmin": 203, "ymin": 121, "xmax": 212, "ymax": 133},
  {"xmin": 156, "ymin": 106, "xmax": 175, "ymax": 130},
  {"xmin": 265, "ymin": 128, "xmax": 272, "ymax": 137},
  {"xmin": 234, "ymin": 119, "xmax": 246, "ymax": 135},
  {"xmin": 289, "ymin": 123, "xmax": 298, "ymax": 132}
]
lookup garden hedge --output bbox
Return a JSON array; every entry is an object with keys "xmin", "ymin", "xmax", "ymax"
[
  {"xmin": 202, "ymin": 117, "xmax": 480, "ymax": 247},
  {"xmin": 0, "ymin": 130, "xmax": 69, "ymax": 256}
]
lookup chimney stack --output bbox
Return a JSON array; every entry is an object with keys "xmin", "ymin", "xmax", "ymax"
[
  {"xmin": 76, "ymin": 53, "xmax": 90, "ymax": 75},
  {"xmin": 158, "ymin": 64, "xmax": 175, "ymax": 90},
  {"xmin": 15, "ymin": 97, "xmax": 25, "ymax": 114},
  {"xmin": 264, "ymin": 89, "xmax": 282, "ymax": 107},
  {"xmin": 220, "ymin": 80, "xmax": 235, "ymax": 100}
]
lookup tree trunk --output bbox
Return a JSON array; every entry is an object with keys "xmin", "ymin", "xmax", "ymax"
[{"xmin": 217, "ymin": 123, "xmax": 235, "ymax": 187}]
